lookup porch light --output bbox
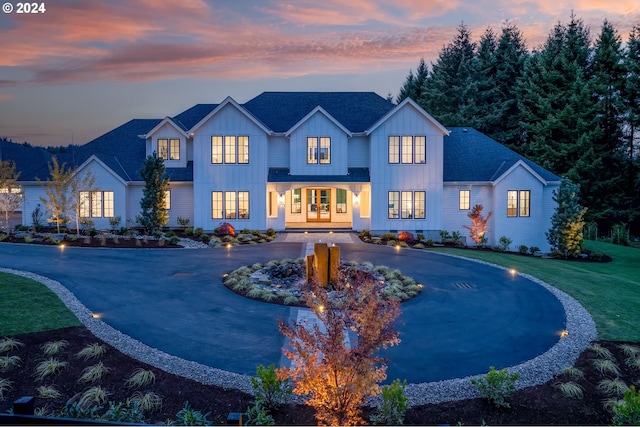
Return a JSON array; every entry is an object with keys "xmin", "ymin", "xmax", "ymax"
[
  {"xmin": 277, "ymin": 194, "xmax": 285, "ymax": 206},
  {"xmin": 353, "ymin": 193, "xmax": 360, "ymax": 204}
]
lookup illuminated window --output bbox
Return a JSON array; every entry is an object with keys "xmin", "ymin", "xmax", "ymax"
[
  {"xmin": 211, "ymin": 136, "xmax": 223, "ymax": 164},
  {"xmin": 389, "ymin": 136, "xmax": 426, "ymax": 164},
  {"xmin": 158, "ymin": 139, "xmax": 168, "ymax": 159},
  {"xmin": 401, "ymin": 136, "xmax": 413, "ymax": 164},
  {"xmin": 238, "ymin": 136, "xmax": 249, "ymax": 164},
  {"xmin": 80, "ymin": 191, "xmax": 113, "ymax": 218},
  {"xmin": 225, "ymin": 136, "xmax": 236, "ymax": 164},
  {"xmin": 388, "ymin": 191, "xmax": 399, "ymax": 219},
  {"xmin": 307, "ymin": 137, "xmax": 318, "ymax": 164},
  {"xmin": 291, "ymin": 188, "xmax": 302, "ymax": 214},
  {"xmin": 225, "ymin": 192, "xmax": 236, "ymax": 219},
  {"xmin": 336, "ymin": 189, "xmax": 347, "ymax": 213},
  {"xmin": 307, "ymin": 137, "xmax": 330, "ymax": 164},
  {"xmin": 169, "ymin": 139, "xmax": 180, "ymax": 160},
  {"xmin": 414, "ymin": 191, "xmax": 425, "ymax": 219},
  {"xmin": 388, "ymin": 136, "xmax": 400, "ymax": 163},
  {"xmin": 414, "ymin": 136, "xmax": 426, "ymax": 164},
  {"xmin": 401, "ymin": 191, "xmax": 412, "ymax": 218},
  {"xmin": 319, "ymin": 137, "xmax": 331, "ymax": 164},
  {"xmin": 519, "ymin": 191, "xmax": 530, "ymax": 217},
  {"xmin": 238, "ymin": 191, "xmax": 249, "ymax": 219},
  {"xmin": 507, "ymin": 190, "xmax": 518, "ymax": 217},
  {"xmin": 459, "ymin": 190, "xmax": 470, "ymax": 210},
  {"xmin": 212, "ymin": 191, "xmax": 223, "ymax": 219}
]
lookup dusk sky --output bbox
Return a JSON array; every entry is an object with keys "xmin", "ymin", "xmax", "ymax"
[{"xmin": 1, "ymin": 0, "xmax": 639, "ymax": 147}]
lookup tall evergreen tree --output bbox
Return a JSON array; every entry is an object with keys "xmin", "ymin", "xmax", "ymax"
[
  {"xmin": 490, "ymin": 24, "xmax": 528, "ymax": 149},
  {"xmin": 138, "ymin": 154, "xmax": 169, "ymax": 233},
  {"xmin": 625, "ymin": 25, "xmax": 640, "ymax": 159},
  {"xmin": 396, "ymin": 58, "xmax": 429, "ymax": 104},
  {"xmin": 419, "ymin": 23, "xmax": 476, "ymax": 126},
  {"xmin": 469, "ymin": 27, "xmax": 499, "ymax": 132}
]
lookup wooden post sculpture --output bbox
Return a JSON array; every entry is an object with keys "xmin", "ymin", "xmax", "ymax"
[{"xmin": 306, "ymin": 243, "xmax": 341, "ymax": 286}]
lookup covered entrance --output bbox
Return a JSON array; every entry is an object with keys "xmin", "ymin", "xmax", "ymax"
[{"xmin": 306, "ymin": 189, "xmax": 331, "ymax": 222}]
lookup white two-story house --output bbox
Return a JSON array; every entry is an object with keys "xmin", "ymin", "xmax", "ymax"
[{"xmin": 9, "ymin": 92, "xmax": 560, "ymax": 250}]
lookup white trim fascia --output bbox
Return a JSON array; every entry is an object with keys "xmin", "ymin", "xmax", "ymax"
[
  {"xmin": 188, "ymin": 96, "xmax": 272, "ymax": 135},
  {"xmin": 365, "ymin": 97, "xmax": 450, "ymax": 136},
  {"xmin": 285, "ymin": 106, "xmax": 352, "ymax": 137},
  {"xmin": 492, "ymin": 159, "xmax": 548, "ymax": 186},
  {"xmin": 139, "ymin": 117, "xmax": 189, "ymax": 139},
  {"xmin": 443, "ymin": 181, "xmax": 493, "ymax": 186},
  {"xmin": 75, "ymin": 155, "xmax": 128, "ymax": 186}
]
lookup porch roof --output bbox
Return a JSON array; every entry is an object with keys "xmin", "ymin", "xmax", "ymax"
[{"xmin": 267, "ymin": 168, "xmax": 370, "ymax": 183}]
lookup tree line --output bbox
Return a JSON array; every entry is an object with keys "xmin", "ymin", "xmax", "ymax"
[{"xmin": 397, "ymin": 14, "xmax": 640, "ymax": 235}]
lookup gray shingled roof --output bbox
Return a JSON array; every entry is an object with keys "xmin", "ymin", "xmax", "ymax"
[
  {"xmin": 172, "ymin": 104, "xmax": 218, "ymax": 131},
  {"xmin": 0, "ymin": 140, "xmax": 52, "ymax": 181},
  {"xmin": 243, "ymin": 92, "xmax": 395, "ymax": 133},
  {"xmin": 443, "ymin": 128, "xmax": 561, "ymax": 182}
]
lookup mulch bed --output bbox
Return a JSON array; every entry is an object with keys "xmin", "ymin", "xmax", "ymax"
[
  {"xmin": 0, "ymin": 234, "xmax": 181, "ymax": 249},
  {"xmin": 1, "ymin": 326, "xmax": 637, "ymax": 425}
]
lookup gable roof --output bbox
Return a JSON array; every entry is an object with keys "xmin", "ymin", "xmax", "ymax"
[
  {"xmin": 443, "ymin": 128, "xmax": 561, "ymax": 183},
  {"xmin": 171, "ymin": 104, "xmax": 218, "ymax": 131},
  {"xmin": 285, "ymin": 106, "xmax": 352, "ymax": 137},
  {"xmin": 189, "ymin": 96, "xmax": 272, "ymax": 135},
  {"xmin": 0, "ymin": 139, "xmax": 53, "ymax": 181},
  {"xmin": 366, "ymin": 97, "xmax": 450, "ymax": 136},
  {"xmin": 243, "ymin": 92, "xmax": 394, "ymax": 133}
]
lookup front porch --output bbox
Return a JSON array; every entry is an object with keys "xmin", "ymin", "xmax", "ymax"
[{"xmin": 284, "ymin": 221, "xmax": 353, "ymax": 230}]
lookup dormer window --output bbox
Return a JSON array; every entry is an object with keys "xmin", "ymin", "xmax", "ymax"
[
  {"xmin": 307, "ymin": 137, "xmax": 330, "ymax": 164},
  {"xmin": 158, "ymin": 138, "xmax": 180, "ymax": 160}
]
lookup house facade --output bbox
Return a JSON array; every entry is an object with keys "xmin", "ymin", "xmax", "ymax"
[{"xmin": 5, "ymin": 92, "xmax": 561, "ymax": 250}]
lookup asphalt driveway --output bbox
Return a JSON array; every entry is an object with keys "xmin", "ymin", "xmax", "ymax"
[{"xmin": 0, "ymin": 240, "xmax": 565, "ymax": 383}]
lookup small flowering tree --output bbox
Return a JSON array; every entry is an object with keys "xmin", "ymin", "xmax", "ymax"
[
  {"xmin": 279, "ymin": 269, "xmax": 401, "ymax": 426},
  {"xmin": 463, "ymin": 204, "xmax": 492, "ymax": 246}
]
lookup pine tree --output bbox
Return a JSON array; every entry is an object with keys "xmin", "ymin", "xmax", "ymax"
[
  {"xmin": 419, "ymin": 23, "xmax": 476, "ymax": 126},
  {"xmin": 396, "ymin": 58, "xmax": 429, "ymax": 104},
  {"xmin": 469, "ymin": 27, "xmax": 499, "ymax": 132},
  {"xmin": 546, "ymin": 179, "xmax": 587, "ymax": 258},
  {"xmin": 625, "ymin": 25, "xmax": 640, "ymax": 159},
  {"xmin": 138, "ymin": 154, "xmax": 169, "ymax": 233}
]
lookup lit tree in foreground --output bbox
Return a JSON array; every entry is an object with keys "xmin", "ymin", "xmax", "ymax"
[{"xmin": 279, "ymin": 269, "xmax": 401, "ymax": 426}]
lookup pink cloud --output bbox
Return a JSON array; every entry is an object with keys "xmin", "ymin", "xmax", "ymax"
[{"xmin": 0, "ymin": 94, "xmax": 14, "ymax": 102}]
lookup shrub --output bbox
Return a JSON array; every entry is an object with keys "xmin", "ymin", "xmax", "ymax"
[
  {"xmin": 177, "ymin": 216, "xmax": 190, "ymax": 227},
  {"xmin": 370, "ymin": 379, "xmax": 409, "ymax": 425},
  {"xmin": 529, "ymin": 246, "xmax": 540, "ymax": 255},
  {"xmin": 174, "ymin": 401, "xmax": 211, "ymax": 426},
  {"xmin": 76, "ymin": 343, "xmax": 106, "ymax": 360},
  {"xmin": 417, "ymin": 233, "xmax": 425, "ymax": 241},
  {"xmin": 245, "ymin": 403, "xmax": 275, "ymax": 426},
  {"xmin": 103, "ymin": 399, "xmax": 146, "ymax": 423},
  {"xmin": 36, "ymin": 385, "xmax": 61, "ymax": 399},
  {"xmin": 199, "ymin": 234, "xmax": 211, "ymax": 244},
  {"xmin": 439, "ymin": 230, "xmax": 450, "ymax": 242},
  {"xmin": 471, "ymin": 366, "xmax": 520, "ymax": 408},
  {"xmin": 169, "ymin": 235, "xmax": 180, "ymax": 245},
  {"xmin": 78, "ymin": 386, "xmax": 110, "ymax": 407},
  {"xmin": 497, "ymin": 236, "xmax": 512, "ymax": 252},
  {"xmin": 185, "ymin": 227, "xmax": 194, "ymax": 236},
  {"xmin": 0, "ymin": 338, "xmax": 24, "ymax": 353},
  {"xmin": 214, "ymin": 222, "xmax": 235, "ymax": 237},
  {"xmin": 56, "ymin": 402, "xmax": 101, "ymax": 420},
  {"xmin": 0, "ymin": 355, "xmax": 21, "ymax": 372},
  {"xmin": 360, "ymin": 229, "xmax": 372, "ymax": 239},
  {"xmin": 108, "ymin": 216, "xmax": 122, "ymax": 229},
  {"xmin": 398, "ymin": 231, "xmax": 415, "ymax": 243},
  {"xmin": 612, "ymin": 385, "xmax": 640, "ymax": 425},
  {"xmin": 518, "ymin": 245, "xmax": 529, "ymax": 255},
  {"xmin": 426, "ymin": 239, "xmax": 434, "ymax": 246},
  {"xmin": 0, "ymin": 234, "xmax": 6, "ymax": 242},
  {"xmin": 130, "ymin": 391, "xmax": 162, "ymax": 413},
  {"xmin": 251, "ymin": 364, "xmax": 291, "ymax": 411},
  {"xmin": 589, "ymin": 250, "xmax": 604, "ymax": 261},
  {"xmin": 266, "ymin": 227, "xmax": 276, "ymax": 237},
  {"xmin": 34, "ymin": 358, "xmax": 68, "ymax": 380},
  {"xmin": 0, "ymin": 378, "xmax": 12, "ymax": 400},
  {"xmin": 380, "ymin": 232, "xmax": 396, "ymax": 241},
  {"xmin": 79, "ymin": 361, "xmax": 110, "ymax": 383},
  {"xmin": 451, "ymin": 231, "xmax": 463, "ymax": 246},
  {"xmin": 413, "ymin": 243, "xmax": 425, "ymax": 249},
  {"xmin": 554, "ymin": 381, "xmax": 584, "ymax": 399},
  {"xmin": 41, "ymin": 340, "xmax": 69, "ymax": 356},
  {"xmin": 598, "ymin": 378, "xmax": 630, "ymax": 397}
]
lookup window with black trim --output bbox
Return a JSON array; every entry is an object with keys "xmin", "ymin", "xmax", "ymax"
[
  {"xmin": 507, "ymin": 190, "xmax": 530, "ymax": 217},
  {"xmin": 211, "ymin": 135, "xmax": 249, "ymax": 164},
  {"xmin": 158, "ymin": 139, "xmax": 180, "ymax": 160},
  {"xmin": 164, "ymin": 190, "xmax": 171, "ymax": 210},
  {"xmin": 80, "ymin": 191, "xmax": 114, "ymax": 218},
  {"xmin": 388, "ymin": 190, "xmax": 425, "ymax": 219},
  {"xmin": 459, "ymin": 190, "xmax": 470, "ymax": 210},
  {"xmin": 336, "ymin": 189, "xmax": 347, "ymax": 213},
  {"xmin": 388, "ymin": 136, "xmax": 426, "ymax": 164},
  {"xmin": 212, "ymin": 191, "xmax": 250, "ymax": 219},
  {"xmin": 291, "ymin": 188, "xmax": 301, "ymax": 214},
  {"xmin": 307, "ymin": 137, "xmax": 331, "ymax": 164}
]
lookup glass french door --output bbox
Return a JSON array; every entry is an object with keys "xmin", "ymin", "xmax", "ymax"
[{"xmin": 307, "ymin": 189, "xmax": 331, "ymax": 222}]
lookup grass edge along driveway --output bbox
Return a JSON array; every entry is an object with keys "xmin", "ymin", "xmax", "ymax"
[{"xmin": 430, "ymin": 240, "xmax": 640, "ymax": 342}]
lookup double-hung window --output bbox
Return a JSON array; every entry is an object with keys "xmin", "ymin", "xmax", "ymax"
[
  {"xmin": 211, "ymin": 136, "xmax": 249, "ymax": 164},
  {"xmin": 388, "ymin": 136, "xmax": 426, "ymax": 164},
  {"xmin": 507, "ymin": 190, "xmax": 530, "ymax": 217},
  {"xmin": 459, "ymin": 190, "xmax": 470, "ymax": 210},
  {"xmin": 80, "ymin": 191, "xmax": 114, "ymax": 218},
  {"xmin": 307, "ymin": 137, "xmax": 330, "ymax": 164},
  {"xmin": 158, "ymin": 138, "xmax": 180, "ymax": 160},
  {"xmin": 212, "ymin": 191, "xmax": 250, "ymax": 219},
  {"xmin": 388, "ymin": 191, "xmax": 425, "ymax": 219}
]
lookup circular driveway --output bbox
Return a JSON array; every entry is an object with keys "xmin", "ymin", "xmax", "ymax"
[{"xmin": 0, "ymin": 240, "xmax": 566, "ymax": 383}]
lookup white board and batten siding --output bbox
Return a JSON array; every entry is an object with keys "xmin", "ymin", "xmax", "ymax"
[
  {"xmin": 191, "ymin": 102, "xmax": 269, "ymax": 231},
  {"xmin": 492, "ymin": 165, "xmax": 555, "ymax": 252},
  {"xmin": 267, "ymin": 136, "xmax": 289, "ymax": 168},
  {"xmin": 442, "ymin": 183, "xmax": 494, "ymax": 241},
  {"xmin": 347, "ymin": 136, "xmax": 369, "ymax": 167},
  {"xmin": 368, "ymin": 103, "xmax": 445, "ymax": 234},
  {"xmin": 146, "ymin": 122, "xmax": 188, "ymax": 169},
  {"xmin": 289, "ymin": 112, "xmax": 349, "ymax": 176}
]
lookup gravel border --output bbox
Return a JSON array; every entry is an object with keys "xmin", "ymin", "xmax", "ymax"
[{"xmin": 0, "ymin": 252, "xmax": 596, "ymax": 405}]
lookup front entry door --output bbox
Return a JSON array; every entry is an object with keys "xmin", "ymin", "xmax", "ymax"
[{"xmin": 307, "ymin": 189, "xmax": 331, "ymax": 222}]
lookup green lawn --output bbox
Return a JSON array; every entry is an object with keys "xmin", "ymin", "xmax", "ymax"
[
  {"xmin": 0, "ymin": 272, "xmax": 81, "ymax": 335},
  {"xmin": 430, "ymin": 241, "xmax": 640, "ymax": 342}
]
